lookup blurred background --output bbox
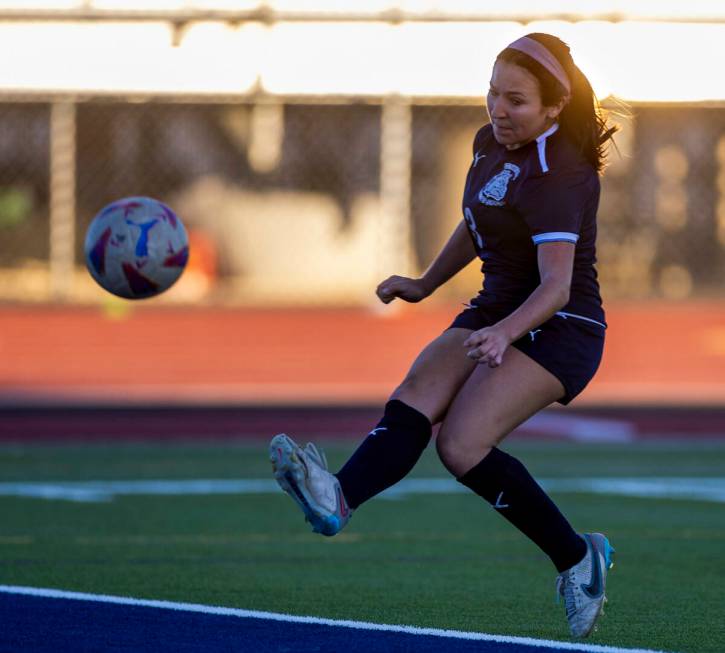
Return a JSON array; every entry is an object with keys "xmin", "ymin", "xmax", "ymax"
[
  {"xmin": 1, "ymin": 0, "xmax": 725, "ymax": 412},
  {"xmin": 3, "ymin": 10, "xmax": 724, "ymax": 649}
]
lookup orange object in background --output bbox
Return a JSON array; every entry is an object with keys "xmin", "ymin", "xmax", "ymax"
[
  {"xmin": 187, "ymin": 228, "xmax": 218, "ymax": 282},
  {"xmin": 163, "ymin": 228, "xmax": 219, "ymax": 302},
  {"xmin": 0, "ymin": 302, "xmax": 724, "ymax": 406}
]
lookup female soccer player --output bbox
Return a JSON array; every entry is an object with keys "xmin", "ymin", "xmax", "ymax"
[{"xmin": 270, "ymin": 32, "xmax": 617, "ymax": 638}]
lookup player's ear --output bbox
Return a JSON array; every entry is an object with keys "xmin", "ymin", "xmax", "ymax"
[{"xmin": 546, "ymin": 95, "xmax": 569, "ymax": 121}]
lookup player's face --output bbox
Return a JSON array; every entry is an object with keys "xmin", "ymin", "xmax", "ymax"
[{"xmin": 486, "ymin": 60, "xmax": 564, "ymax": 150}]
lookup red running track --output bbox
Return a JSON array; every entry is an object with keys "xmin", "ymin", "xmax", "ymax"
[
  {"xmin": 1, "ymin": 302, "xmax": 725, "ymax": 405},
  {"xmin": 1, "ymin": 302, "xmax": 725, "ymax": 441}
]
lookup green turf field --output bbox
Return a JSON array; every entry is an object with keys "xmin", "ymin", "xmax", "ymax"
[{"xmin": 1, "ymin": 440, "xmax": 724, "ymax": 653}]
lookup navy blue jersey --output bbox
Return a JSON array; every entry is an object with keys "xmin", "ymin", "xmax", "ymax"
[{"xmin": 462, "ymin": 122, "xmax": 605, "ymax": 327}]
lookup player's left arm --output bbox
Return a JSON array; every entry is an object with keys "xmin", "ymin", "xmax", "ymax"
[{"xmin": 464, "ymin": 242, "xmax": 574, "ymax": 367}]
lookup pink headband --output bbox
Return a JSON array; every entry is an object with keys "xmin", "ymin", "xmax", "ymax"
[{"xmin": 506, "ymin": 36, "xmax": 571, "ymax": 95}]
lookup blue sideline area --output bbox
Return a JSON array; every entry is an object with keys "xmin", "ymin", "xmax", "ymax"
[{"xmin": 1, "ymin": 593, "xmax": 605, "ymax": 653}]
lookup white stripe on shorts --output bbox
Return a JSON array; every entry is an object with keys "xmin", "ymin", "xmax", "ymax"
[{"xmin": 555, "ymin": 311, "xmax": 607, "ymax": 329}]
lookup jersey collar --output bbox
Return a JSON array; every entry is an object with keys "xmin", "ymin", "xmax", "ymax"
[
  {"xmin": 536, "ymin": 122, "xmax": 560, "ymax": 143},
  {"xmin": 536, "ymin": 122, "xmax": 559, "ymax": 143},
  {"xmin": 534, "ymin": 122, "xmax": 560, "ymax": 173}
]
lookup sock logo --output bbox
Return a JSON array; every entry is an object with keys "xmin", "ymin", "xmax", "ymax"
[
  {"xmin": 493, "ymin": 491, "xmax": 509, "ymax": 509},
  {"xmin": 368, "ymin": 427, "xmax": 387, "ymax": 437}
]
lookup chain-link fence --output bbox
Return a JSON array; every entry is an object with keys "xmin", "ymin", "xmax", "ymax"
[{"xmin": 0, "ymin": 96, "xmax": 723, "ymax": 305}]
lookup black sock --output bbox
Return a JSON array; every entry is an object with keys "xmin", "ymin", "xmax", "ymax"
[
  {"xmin": 335, "ymin": 399, "xmax": 432, "ymax": 509},
  {"xmin": 457, "ymin": 447, "xmax": 586, "ymax": 572}
]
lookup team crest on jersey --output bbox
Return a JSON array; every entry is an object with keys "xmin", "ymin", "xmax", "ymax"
[{"xmin": 479, "ymin": 163, "xmax": 521, "ymax": 206}]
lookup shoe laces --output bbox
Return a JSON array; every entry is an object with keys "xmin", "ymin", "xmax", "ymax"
[
  {"xmin": 303, "ymin": 443, "xmax": 328, "ymax": 471},
  {"xmin": 555, "ymin": 571, "xmax": 577, "ymax": 619}
]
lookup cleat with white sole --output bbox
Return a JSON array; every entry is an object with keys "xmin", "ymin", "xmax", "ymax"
[
  {"xmin": 269, "ymin": 433, "xmax": 352, "ymax": 536},
  {"xmin": 556, "ymin": 532, "xmax": 615, "ymax": 638}
]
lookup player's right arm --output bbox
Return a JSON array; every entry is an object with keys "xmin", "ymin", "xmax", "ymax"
[{"xmin": 376, "ymin": 219, "xmax": 477, "ymax": 304}]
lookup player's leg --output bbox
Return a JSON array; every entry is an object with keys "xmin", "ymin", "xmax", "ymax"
[
  {"xmin": 271, "ymin": 328, "xmax": 476, "ymax": 535},
  {"xmin": 437, "ymin": 347, "xmax": 614, "ymax": 637},
  {"xmin": 334, "ymin": 327, "xmax": 477, "ymax": 509},
  {"xmin": 387, "ymin": 326, "xmax": 478, "ymax": 424},
  {"xmin": 436, "ymin": 346, "xmax": 584, "ymax": 570}
]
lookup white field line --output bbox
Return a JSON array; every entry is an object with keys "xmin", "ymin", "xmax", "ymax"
[
  {"xmin": 0, "ymin": 585, "xmax": 673, "ymax": 653},
  {"xmin": 0, "ymin": 477, "xmax": 724, "ymax": 503},
  {"xmin": 520, "ymin": 414, "xmax": 636, "ymax": 443}
]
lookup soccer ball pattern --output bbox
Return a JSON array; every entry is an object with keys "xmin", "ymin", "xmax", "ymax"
[{"xmin": 84, "ymin": 197, "xmax": 189, "ymax": 299}]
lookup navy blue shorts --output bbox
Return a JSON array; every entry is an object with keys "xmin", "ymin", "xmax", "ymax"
[{"xmin": 448, "ymin": 306, "xmax": 605, "ymax": 405}]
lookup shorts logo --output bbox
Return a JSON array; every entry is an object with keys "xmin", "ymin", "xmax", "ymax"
[{"xmin": 479, "ymin": 162, "xmax": 520, "ymax": 206}]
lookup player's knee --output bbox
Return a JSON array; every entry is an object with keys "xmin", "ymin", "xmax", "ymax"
[
  {"xmin": 436, "ymin": 425, "xmax": 493, "ymax": 478},
  {"xmin": 391, "ymin": 372, "xmax": 430, "ymax": 404},
  {"xmin": 434, "ymin": 431, "xmax": 458, "ymax": 475}
]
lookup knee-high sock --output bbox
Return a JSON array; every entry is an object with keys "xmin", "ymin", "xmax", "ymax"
[
  {"xmin": 458, "ymin": 447, "xmax": 587, "ymax": 572},
  {"xmin": 335, "ymin": 399, "xmax": 432, "ymax": 509}
]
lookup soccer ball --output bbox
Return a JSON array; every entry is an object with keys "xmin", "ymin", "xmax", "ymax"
[{"xmin": 84, "ymin": 196, "xmax": 189, "ymax": 299}]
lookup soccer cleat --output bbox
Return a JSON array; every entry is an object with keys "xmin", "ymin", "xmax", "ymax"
[
  {"xmin": 269, "ymin": 433, "xmax": 352, "ymax": 536},
  {"xmin": 556, "ymin": 532, "xmax": 615, "ymax": 638}
]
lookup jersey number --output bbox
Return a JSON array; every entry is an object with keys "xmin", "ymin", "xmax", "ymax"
[{"xmin": 464, "ymin": 207, "xmax": 484, "ymax": 250}]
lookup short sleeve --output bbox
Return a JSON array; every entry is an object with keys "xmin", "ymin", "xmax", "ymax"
[
  {"xmin": 515, "ymin": 167, "xmax": 596, "ymax": 246},
  {"xmin": 472, "ymin": 124, "xmax": 493, "ymax": 156}
]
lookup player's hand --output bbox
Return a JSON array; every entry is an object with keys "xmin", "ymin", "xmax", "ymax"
[
  {"xmin": 376, "ymin": 276, "xmax": 431, "ymax": 304},
  {"xmin": 463, "ymin": 326, "xmax": 511, "ymax": 367}
]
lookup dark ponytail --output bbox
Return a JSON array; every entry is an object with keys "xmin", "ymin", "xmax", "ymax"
[{"xmin": 497, "ymin": 33, "xmax": 618, "ymax": 173}]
